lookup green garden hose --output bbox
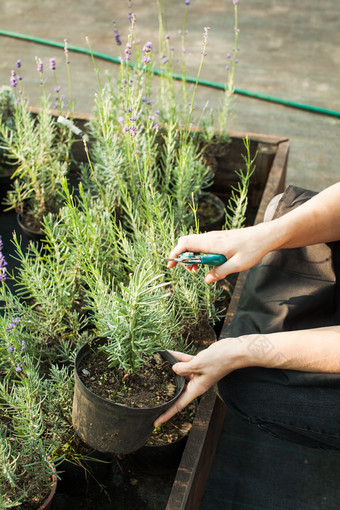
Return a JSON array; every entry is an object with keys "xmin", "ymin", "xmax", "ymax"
[{"xmin": 1, "ymin": 29, "xmax": 340, "ymax": 119}]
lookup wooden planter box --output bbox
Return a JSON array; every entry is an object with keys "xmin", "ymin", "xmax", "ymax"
[{"xmin": 26, "ymin": 109, "xmax": 289, "ymax": 508}]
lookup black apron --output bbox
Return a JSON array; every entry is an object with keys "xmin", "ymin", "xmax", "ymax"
[{"xmin": 218, "ymin": 186, "xmax": 340, "ymax": 448}]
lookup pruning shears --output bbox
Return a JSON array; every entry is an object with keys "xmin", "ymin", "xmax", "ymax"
[{"xmin": 163, "ymin": 251, "xmax": 227, "ymax": 267}]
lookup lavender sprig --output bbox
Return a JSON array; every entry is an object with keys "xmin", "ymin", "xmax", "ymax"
[{"xmin": 0, "ymin": 236, "xmax": 8, "ymax": 282}]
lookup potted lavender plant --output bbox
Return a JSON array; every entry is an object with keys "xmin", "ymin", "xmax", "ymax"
[
  {"xmin": 0, "ymin": 57, "xmax": 75, "ymax": 240},
  {"xmin": 0, "ymin": 317, "xmax": 59, "ymax": 510},
  {"xmin": 72, "ymin": 259, "xmax": 185, "ymax": 454}
]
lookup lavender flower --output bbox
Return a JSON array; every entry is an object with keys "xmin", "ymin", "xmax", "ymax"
[
  {"xmin": 8, "ymin": 346, "xmax": 14, "ymax": 354},
  {"xmin": 0, "ymin": 236, "xmax": 8, "ymax": 282},
  {"xmin": 21, "ymin": 340, "xmax": 25, "ymax": 351},
  {"xmin": 185, "ymin": 0, "xmax": 190, "ymax": 4},
  {"xmin": 64, "ymin": 39, "xmax": 70, "ymax": 64},
  {"xmin": 7, "ymin": 317, "xmax": 19, "ymax": 332},
  {"xmin": 49, "ymin": 58, "xmax": 57, "ymax": 70},
  {"xmin": 16, "ymin": 59, "xmax": 22, "ymax": 68},
  {"xmin": 124, "ymin": 42, "xmax": 132, "ymax": 61},
  {"xmin": 142, "ymin": 41, "xmax": 153, "ymax": 65},
  {"xmin": 37, "ymin": 58, "xmax": 43, "ymax": 73},
  {"xmin": 201, "ymin": 27, "xmax": 210, "ymax": 56},
  {"xmin": 129, "ymin": 126, "xmax": 138, "ymax": 137},
  {"xmin": 15, "ymin": 361, "xmax": 23, "ymax": 373},
  {"xmin": 10, "ymin": 70, "xmax": 17, "ymax": 88},
  {"xmin": 233, "ymin": 0, "xmax": 239, "ymax": 4},
  {"xmin": 128, "ymin": 11, "xmax": 136, "ymax": 25},
  {"xmin": 143, "ymin": 42, "xmax": 153, "ymax": 53},
  {"xmin": 55, "ymin": 85, "xmax": 61, "ymax": 93}
]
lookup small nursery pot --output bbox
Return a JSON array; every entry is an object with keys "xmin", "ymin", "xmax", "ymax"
[
  {"xmin": 72, "ymin": 338, "xmax": 185, "ymax": 454},
  {"xmin": 198, "ymin": 192, "xmax": 226, "ymax": 232},
  {"xmin": 17, "ymin": 212, "xmax": 45, "ymax": 243}
]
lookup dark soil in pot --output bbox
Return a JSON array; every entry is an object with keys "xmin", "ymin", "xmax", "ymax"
[{"xmin": 78, "ymin": 351, "xmax": 178, "ymax": 408}]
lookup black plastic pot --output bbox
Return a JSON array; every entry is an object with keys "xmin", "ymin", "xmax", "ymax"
[
  {"xmin": 198, "ymin": 192, "xmax": 226, "ymax": 232},
  {"xmin": 129, "ymin": 398, "xmax": 198, "ymax": 475},
  {"xmin": 72, "ymin": 339, "xmax": 185, "ymax": 454},
  {"xmin": 16, "ymin": 212, "xmax": 45, "ymax": 243}
]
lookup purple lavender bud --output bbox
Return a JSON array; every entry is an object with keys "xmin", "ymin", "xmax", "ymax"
[
  {"xmin": 37, "ymin": 58, "xmax": 43, "ymax": 73},
  {"xmin": 233, "ymin": 0, "xmax": 239, "ymax": 4},
  {"xmin": 10, "ymin": 70, "xmax": 17, "ymax": 88},
  {"xmin": 185, "ymin": 0, "xmax": 190, "ymax": 4},
  {"xmin": 130, "ymin": 115, "xmax": 137, "ymax": 122},
  {"xmin": 15, "ymin": 362, "xmax": 23, "ymax": 373},
  {"xmin": 165, "ymin": 34, "xmax": 170, "ymax": 40},
  {"xmin": 7, "ymin": 317, "xmax": 19, "ymax": 332},
  {"xmin": 0, "ymin": 250, "xmax": 8, "ymax": 272},
  {"xmin": 227, "ymin": 53, "xmax": 231, "ymax": 59},
  {"xmin": 142, "ymin": 41, "xmax": 153, "ymax": 53},
  {"xmin": 55, "ymin": 85, "xmax": 61, "ymax": 93},
  {"xmin": 153, "ymin": 124, "xmax": 159, "ymax": 131},
  {"xmin": 49, "ymin": 58, "xmax": 57, "ymax": 70},
  {"xmin": 129, "ymin": 126, "xmax": 138, "ymax": 137},
  {"xmin": 114, "ymin": 28, "xmax": 122, "ymax": 46},
  {"xmin": 64, "ymin": 39, "xmax": 70, "ymax": 63},
  {"xmin": 146, "ymin": 99, "xmax": 152, "ymax": 105},
  {"xmin": 16, "ymin": 59, "xmax": 22, "ymax": 68},
  {"xmin": 0, "ymin": 267, "xmax": 7, "ymax": 282},
  {"xmin": 117, "ymin": 116, "xmax": 124, "ymax": 124},
  {"xmin": 128, "ymin": 12, "xmax": 136, "ymax": 24},
  {"xmin": 21, "ymin": 340, "xmax": 25, "ymax": 351},
  {"xmin": 143, "ymin": 56, "xmax": 151, "ymax": 64},
  {"xmin": 124, "ymin": 42, "xmax": 132, "ymax": 61},
  {"xmin": 8, "ymin": 346, "xmax": 14, "ymax": 354}
]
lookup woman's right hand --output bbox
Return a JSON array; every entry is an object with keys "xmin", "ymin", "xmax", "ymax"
[{"xmin": 167, "ymin": 223, "xmax": 273, "ymax": 283}]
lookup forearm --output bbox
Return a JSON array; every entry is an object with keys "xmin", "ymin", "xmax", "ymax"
[
  {"xmin": 265, "ymin": 182, "xmax": 340, "ymax": 252},
  {"xmin": 228, "ymin": 326, "xmax": 340, "ymax": 374}
]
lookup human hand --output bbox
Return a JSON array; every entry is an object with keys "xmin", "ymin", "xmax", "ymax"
[
  {"xmin": 154, "ymin": 340, "xmax": 242, "ymax": 427},
  {"xmin": 166, "ymin": 224, "xmax": 271, "ymax": 283}
]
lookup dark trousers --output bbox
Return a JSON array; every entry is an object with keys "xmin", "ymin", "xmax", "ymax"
[{"xmin": 218, "ymin": 186, "xmax": 340, "ymax": 449}]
